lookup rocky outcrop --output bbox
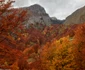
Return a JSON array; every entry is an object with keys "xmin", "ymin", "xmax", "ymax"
[
  {"xmin": 22, "ymin": 4, "xmax": 52, "ymax": 28},
  {"xmin": 64, "ymin": 6, "xmax": 85, "ymax": 25}
]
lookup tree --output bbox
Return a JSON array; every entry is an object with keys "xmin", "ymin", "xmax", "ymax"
[
  {"xmin": 41, "ymin": 36, "xmax": 77, "ymax": 70},
  {"xmin": 73, "ymin": 23, "xmax": 85, "ymax": 70},
  {"xmin": 0, "ymin": 0, "xmax": 28, "ymax": 69},
  {"xmin": 0, "ymin": 0, "xmax": 27, "ymax": 43}
]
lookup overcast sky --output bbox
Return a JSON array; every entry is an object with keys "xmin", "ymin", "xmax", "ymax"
[{"xmin": 14, "ymin": 0, "xmax": 85, "ymax": 20}]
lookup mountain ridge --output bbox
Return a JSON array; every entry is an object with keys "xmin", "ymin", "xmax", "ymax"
[
  {"xmin": 13, "ymin": 4, "xmax": 64, "ymax": 27},
  {"xmin": 64, "ymin": 6, "xmax": 85, "ymax": 25}
]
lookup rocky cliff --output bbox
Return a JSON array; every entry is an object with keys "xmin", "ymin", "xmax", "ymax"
[{"xmin": 21, "ymin": 4, "xmax": 52, "ymax": 27}]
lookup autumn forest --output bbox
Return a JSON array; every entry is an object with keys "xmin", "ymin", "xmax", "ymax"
[{"xmin": 0, "ymin": 0, "xmax": 85, "ymax": 70}]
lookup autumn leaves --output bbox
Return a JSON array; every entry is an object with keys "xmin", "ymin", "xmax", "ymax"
[{"xmin": 0, "ymin": 0, "xmax": 85, "ymax": 70}]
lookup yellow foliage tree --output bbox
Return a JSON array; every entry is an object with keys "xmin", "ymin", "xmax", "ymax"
[{"xmin": 41, "ymin": 36, "xmax": 77, "ymax": 70}]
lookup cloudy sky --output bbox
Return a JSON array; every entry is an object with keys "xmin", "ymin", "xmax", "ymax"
[{"xmin": 14, "ymin": 0, "xmax": 85, "ymax": 20}]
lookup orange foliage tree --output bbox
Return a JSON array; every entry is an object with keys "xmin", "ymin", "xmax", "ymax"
[
  {"xmin": 40, "ymin": 23, "xmax": 85, "ymax": 70},
  {"xmin": 41, "ymin": 36, "xmax": 77, "ymax": 70},
  {"xmin": 0, "ymin": 0, "xmax": 27, "ymax": 45},
  {"xmin": 73, "ymin": 23, "xmax": 85, "ymax": 70},
  {"xmin": 0, "ymin": 0, "xmax": 29, "ymax": 69}
]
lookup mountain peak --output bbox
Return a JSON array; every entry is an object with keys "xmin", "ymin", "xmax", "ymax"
[
  {"xmin": 29, "ymin": 4, "xmax": 42, "ymax": 8},
  {"xmin": 19, "ymin": 4, "xmax": 52, "ymax": 26},
  {"xmin": 28, "ymin": 4, "xmax": 46, "ymax": 15}
]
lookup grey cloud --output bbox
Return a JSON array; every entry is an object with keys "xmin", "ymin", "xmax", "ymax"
[
  {"xmin": 14, "ymin": 0, "xmax": 85, "ymax": 19},
  {"xmin": 14, "ymin": 0, "xmax": 30, "ymax": 7}
]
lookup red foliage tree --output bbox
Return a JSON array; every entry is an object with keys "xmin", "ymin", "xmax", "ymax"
[
  {"xmin": 73, "ymin": 23, "xmax": 85, "ymax": 70},
  {"xmin": 0, "ymin": 0, "xmax": 29, "ymax": 69}
]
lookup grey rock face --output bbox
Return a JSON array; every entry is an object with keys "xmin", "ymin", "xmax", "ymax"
[
  {"xmin": 28, "ymin": 4, "xmax": 46, "ymax": 15},
  {"xmin": 22, "ymin": 4, "xmax": 52, "ymax": 27},
  {"xmin": 64, "ymin": 6, "xmax": 85, "ymax": 25}
]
